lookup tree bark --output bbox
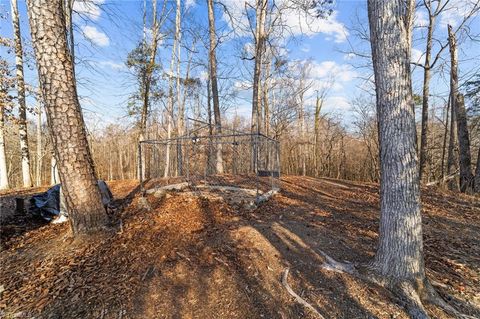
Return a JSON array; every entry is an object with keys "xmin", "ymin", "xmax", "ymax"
[
  {"xmin": 0, "ymin": 104, "xmax": 9, "ymax": 190},
  {"xmin": 11, "ymin": 0, "xmax": 33, "ymax": 188},
  {"xmin": 418, "ymin": 1, "xmax": 436, "ymax": 182},
  {"xmin": 446, "ymin": 93, "xmax": 457, "ymax": 190},
  {"xmin": 251, "ymin": 0, "xmax": 267, "ymax": 135},
  {"xmin": 36, "ymin": 99, "xmax": 42, "ymax": 186},
  {"xmin": 368, "ymin": 0, "xmax": 429, "ymax": 317},
  {"xmin": 138, "ymin": 0, "xmax": 159, "ymax": 179},
  {"xmin": 27, "ymin": 0, "xmax": 108, "ymax": 234},
  {"xmin": 175, "ymin": 0, "xmax": 183, "ymax": 176},
  {"xmin": 475, "ymin": 147, "xmax": 480, "ymax": 193},
  {"xmin": 448, "ymin": 25, "xmax": 474, "ymax": 193},
  {"xmin": 164, "ymin": 0, "xmax": 181, "ymax": 178},
  {"xmin": 207, "ymin": 0, "xmax": 224, "ymax": 174},
  {"xmin": 314, "ymin": 93, "xmax": 323, "ymax": 177}
]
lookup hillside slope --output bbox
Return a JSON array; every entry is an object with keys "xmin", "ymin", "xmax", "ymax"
[{"xmin": 0, "ymin": 176, "xmax": 478, "ymax": 318}]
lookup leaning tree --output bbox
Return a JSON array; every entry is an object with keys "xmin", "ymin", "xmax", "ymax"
[{"xmin": 26, "ymin": 0, "xmax": 109, "ymax": 234}]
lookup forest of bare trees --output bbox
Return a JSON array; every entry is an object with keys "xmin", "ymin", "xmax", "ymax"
[
  {"xmin": 1, "ymin": 0, "xmax": 480, "ymax": 318},
  {"xmin": 1, "ymin": 0, "xmax": 479, "ymax": 194}
]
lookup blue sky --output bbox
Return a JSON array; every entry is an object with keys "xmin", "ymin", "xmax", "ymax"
[{"xmin": 1, "ymin": 0, "xmax": 479, "ymax": 130}]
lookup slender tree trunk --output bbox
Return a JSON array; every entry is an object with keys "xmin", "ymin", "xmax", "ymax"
[
  {"xmin": 440, "ymin": 100, "xmax": 449, "ymax": 180},
  {"xmin": 368, "ymin": 1, "xmax": 431, "ymax": 317},
  {"xmin": 448, "ymin": 25, "xmax": 474, "ymax": 192},
  {"xmin": 419, "ymin": 4, "xmax": 435, "ymax": 182},
  {"xmin": 11, "ymin": 0, "xmax": 33, "ymax": 188},
  {"xmin": 164, "ymin": 0, "xmax": 181, "ymax": 178},
  {"xmin": 27, "ymin": 0, "xmax": 108, "ymax": 234},
  {"xmin": 314, "ymin": 93, "xmax": 323, "ymax": 177},
  {"xmin": 446, "ymin": 93, "xmax": 457, "ymax": 190},
  {"xmin": 175, "ymin": 0, "xmax": 183, "ymax": 176},
  {"xmin": 475, "ymin": 147, "xmax": 480, "ymax": 193},
  {"xmin": 207, "ymin": 0, "xmax": 224, "ymax": 174},
  {"xmin": 138, "ymin": 0, "xmax": 160, "ymax": 179},
  {"xmin": 36, "ymin": 101, "xmax": 42, "ymax": 186},
  {"xmin": 251, "ymin": 0, "xmax": 267, "ymax": 134},
  {"xmin": 0, "ymin": 104, "xmax": 9, "ymax": 190}
]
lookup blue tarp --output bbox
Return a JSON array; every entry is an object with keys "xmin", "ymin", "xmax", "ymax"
[{"xmin": 30, "ymin": 181, "xmax": 112, "ymax": 222}]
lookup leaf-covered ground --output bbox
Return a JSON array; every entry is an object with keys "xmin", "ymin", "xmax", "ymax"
[{"xmin": 0, "ymin": 176, "xmax": 478, "ymax": 318}]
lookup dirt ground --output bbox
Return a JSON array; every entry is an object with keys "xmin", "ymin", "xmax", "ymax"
[{"xmin": 0, "ymin": 176, "xmax": 479, "ymax": 319}]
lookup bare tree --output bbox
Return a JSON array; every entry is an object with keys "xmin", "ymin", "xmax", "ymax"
[
  {"xmin": 207, "ymin": 0, "xmax": 224, "ymax": 173},
  {"xmin": 448, "ymin": 24, "xmax": 474, "ymax": 192},
  {"xmin": 27, "ymin": 0, "xmax": 108, "ymax": 234},
  {"xmin": 0, "ymin": 103, "xmax": 8, "ymax": 190},
  {"xmin": 11, "ymin": 0, "xmax": 33, "ymax": 188},
  {"xmin": 368, "ymin": 0, "xmax": 431, "ymax": 316},
  {"xmin": 164, "ymin": 0, "xmax": 181, "ymax": 178},
  {"xmin": 417, "ymin": 0, "xmax": 480, "ymax": 182},
  {"xmin": 251, "ymin": 0, "xmax": 267, "ymax": 135}
]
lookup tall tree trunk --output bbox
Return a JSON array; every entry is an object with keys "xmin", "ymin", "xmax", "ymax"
[
  {"xmin": 11, "ymin": 0, "xmax": 33, "ymax": 188},
  {"xmin": 251, "ymin": 0, "xmax": 267, "ymax": 134},
  {"xmin": 475, "ymin": 147, "xmax": 480, "ymax": 193},
  {"xmin": 176, "ymin": 0, "xmax": 183, "ymax": 176},
  {"xmin": 314, "ymin": 93, "xmax": 323, "ymax": 177},
  {"xmin": 368, "ymin": 0, "xmax": 431, "ymax": 317},
  {"xmin": 0, "ymin": 104, "xmax": 9, "ymax": 190},
  {"xmin": 164, "ymin": 0, "xmax": 181, "ymax": 178},
  {"xmin": 207, "ymin": 0, "xmax": 224, "ymax": 174},
  {"xmin": 27, "ymin": 0, "xmax": 108, "ymax": 234},
  {"xmin": 36, "ymin": 100, "xmax": 42, "ymax": 186},
  {"xmin": 440, "ymin": 99, "xmax": 449, "ymax": 180},
  {"xmin": 446, "ymin": 93, "xmax": 457, "ymax": 190},
  {"xmin": 418, "ymin": 1, "xmax": 435, "ymax": 182},
  {"xmin": 448, "ymin": 25, "xmax": 474, "ymax": 193},
  {"xmin": 138, "ymin": 0, "xmax": 159, "ymax": 179}
]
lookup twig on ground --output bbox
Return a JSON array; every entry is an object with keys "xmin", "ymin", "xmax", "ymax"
[{"xmin": 281, "ymin": 268, "xmax": 325, "ymax": 319}]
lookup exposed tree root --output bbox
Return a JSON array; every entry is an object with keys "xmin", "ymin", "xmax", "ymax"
[
  {"xmin": 317, "ymin": 248, "xmax": 475, "ymax": 319},
  {"xmin": 281, "ymin": 268, "xmax": 325, "ymax": 319}
]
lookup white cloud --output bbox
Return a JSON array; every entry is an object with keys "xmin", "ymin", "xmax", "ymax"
[
  {"xmin": 97, "ymin": 60, "xmax": 125, "ymax": 70},
  {"xmin": 83, "ymin": 26, "xmax": 109, "ymax": 47},
  {"xmin": 185, "ymin": 0, "xmax": 196, "ymax": 9},
  {"xmin": 221, "ymin": 0, "xmax": 348, "ymax": 43},
  {"xmin": 414, "ymin": 10, "xmax": 429, "ymax": 28},
  {"xmin": 73, "ymin": 0, "xmax": 105, "ymax": 21},
  {"xmin": 411, "ymin": 48, "xmax": 424, "ymax": 64},
  {"xmin": 323, "ymin": 96, "xmax": 351, "ymax": 111},
  {"xmin": 343, "ymin": 53, "xmax": 355, "ymax": 61},
  {"xmin": 280, "ymin": 10, "xmax": 348, "ymax": 43},
  {"xmin": 439, "ymin": 1, "xmax": 480, "ymax": 29},
  {"xmin": 310, "ymin": 61, "xmax": 357, "ymax": 83}
]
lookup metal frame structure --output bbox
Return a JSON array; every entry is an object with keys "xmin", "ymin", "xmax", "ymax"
[{"xmin": 138, "ymin": 123, "xmax": 280, "ymax": 199}]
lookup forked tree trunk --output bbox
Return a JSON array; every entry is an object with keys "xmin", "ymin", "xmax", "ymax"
[
  {"xmin": 0, "ymin": 104, "xmax": 9, "ymax": 190},
  {"xmin": 368, "ymin": 0, "xmax": 429, "ymax": 316},
  {"xmin": 11, "ymin": 0, "xmax": 33, "ymax": 188},
  {"xmin": 27, "ymin": 0, "xmax": 108, "ymax": 234},
  {"xmin": 448, "ymin": 25, "xmax": 474, "ymax": 193},
  {"xmin": 207, "ymin": 0, "xmax": 224, "ymax": 174}
]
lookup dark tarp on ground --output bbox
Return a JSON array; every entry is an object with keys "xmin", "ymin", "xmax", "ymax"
[{"xmin": 30, "ymin": 180, "xmax": 113, "ymax": 221}]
